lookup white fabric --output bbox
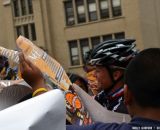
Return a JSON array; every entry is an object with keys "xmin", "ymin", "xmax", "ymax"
[
  {"xmin": 0, "ymin": 90, "xmax": 65, "ymax": 130},
  {"xmin": 73, "ymin": 84, "xmax": 131, "ymax": 123}
]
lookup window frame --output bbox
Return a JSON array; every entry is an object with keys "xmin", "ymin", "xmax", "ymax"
[
  {"xmin": 114, "ymin": 32, "xmax": 125, "ymax": 39},
  {"xmin": 13, "ymin": 0, "xmax": 20, "ymax": 17},
  {"xmin": 28, "ymin": 0, "xmax": 33, "ymax": 14},
  {"xmin": 87, "ymin": 0, "xmax": 98, "ymax": 21},
  {"xmin": 20, "ymin": 0, "xmax": 27, "ymax": 15},
  {"xmin": 99, "ymin": 0, "xmax": 109, "ymax": 19},
  {"xmin": 23, "ymin": 24, "xmax": 29, "ymax": 39},
  {"xmin": 75, "ymin": 0, "xmax": 86, "ymax": 23},
  {"xmin": 30, "ymin": 23, "xmax": 37, "ymax": 41},
  {"xmin": 102, "ymin": 34, "xmax": 113, "ymax": 41},
  {"xmin": 80, "ymin": 38, "xmax": 90, "ymax": 63},
  {"xmin": 64, "ymin": 1, "xmax": 75, "ymax": 26},
  {"xmin": 111, "ymin": 0, "xmax": 122, "ymax": 17},
  {"xmin": 91, "ymin": 36, "xmax": 100, "ymax": 48},
  {"xmin": 69, "ymin": 40, "xmax": 80, "ymax": 66}
]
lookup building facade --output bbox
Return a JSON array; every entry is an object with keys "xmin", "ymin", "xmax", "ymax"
[{"xmin": 0, "ymin": 0, "xmax": 160, "ymax": 75}]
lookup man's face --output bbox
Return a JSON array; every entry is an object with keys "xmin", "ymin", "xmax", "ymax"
[{"xmin": 95, "ymin": 66, "xmax": 113, "ymax": 90}]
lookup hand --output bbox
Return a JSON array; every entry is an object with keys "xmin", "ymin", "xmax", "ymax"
[
  {"xmin": 88, "ymin": 80, "xmax": 102, "ymax": 95},
  {"xmin": 19, "ymin": 52, "xmax": 46, "ymax": 91}
]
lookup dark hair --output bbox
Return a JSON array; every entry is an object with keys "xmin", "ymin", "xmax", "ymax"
[
  {"xmin": 83, "ymin": 49, "xmax": 93, "ymax": 65},
  {"xmin": 0, "ymin": 55, "xmax": 9, "ymax": 71},
  {"xmin": 67, "ymin": 73, "xmax": 88, "ymax": 93},
  {"xmin": 125, "ymin": 48, "xmax": 160, "ymax": 107}
]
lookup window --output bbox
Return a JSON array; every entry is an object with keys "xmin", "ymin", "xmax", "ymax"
[
  {"xmin": 64, "ymin": 1, "xmax": 75, "ymax": 26},
  {"xmin": 30, "ymin": 23, "xmax": 36, "ymax": 41},
  {"xmin": 16, "ymin": 26, "xmax": 22, "ymax": 36},
  {"xmin": 21, "ymin": 0, "xmax": 27, "ymax": 15},
  {"xmin": 12, "ymin": 0, "xmax": 33, "ymax": 17},
  {"xmin": 114, "ymin": 32, "xmax": 125, "ymax": 39},
  {"xmin": 87, "ymin": 0, "xmax": 97, "ymax": 21},
  {"xmin": 69, "ymin": 41, "xmax": 80, "ymax": 65},
  {"xmin": 80, "ymin": 39, "xmax": 90, "ymax": 62},
  {"xmin": 75, "ymin": 0, "xmax": 86, "ymax": 23},
  {"xmin": 64, "ymin": 0, "xmax": 123, "ymax": 26},
  {"xmin": 23, "ymin": 25, "xmax": 29, "ymax": 38},
  {"xmin": 13, "ymin": 0, "xmax": 19, "ymax": 17},
  {"xmin": 103, "ymin": 34, "xmax": 112, "ymax": 41},
  {"xmin": 12, "ymin": 1, "xmax": 35, "ymax": 42},
  {"xmin": 28, "ymin": 0, "xmax": 33, "ymax": 14},
  {"xmin": 91, "ymin": 36, "xmax": 100, "ymax": 48},
  {"xmin": 16, "ymin": 23, "xmax": 36, "ymax": 41},
  {"xmin": 111, "ymin": 0, "xmax": 122, "ymax": 17},
  {"xmin": 99, "ymin": 0, "xmax": 109, "ymax": 19}
]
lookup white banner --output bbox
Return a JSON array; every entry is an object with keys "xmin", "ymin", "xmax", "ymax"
[
  {"xmin": 73, "ymin": 84, "xmax": 131, "ymax": 123},
  {"xmin": 0, "ymin": 89, "xmax": 65, "ymax": 130}
]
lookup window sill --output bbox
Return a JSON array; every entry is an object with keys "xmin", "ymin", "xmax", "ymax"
[
  {"xmin": 68, "ymin": 65, "xmax": 84, "ymax": 69},
  {"xmin": 13, "ymin": 14, "xmax": 34, "ymax": 19}
]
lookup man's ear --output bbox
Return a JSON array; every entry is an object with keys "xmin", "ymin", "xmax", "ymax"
[
  {"xmin": 124, "ymin": 84, "xmax": 132, "ymax": 106},
  {"xmin": 113, "ymin": 70, "xmax": 123, "ymax": 80}
]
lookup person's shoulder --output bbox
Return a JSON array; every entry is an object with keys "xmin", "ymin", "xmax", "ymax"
[
  {"xmin": 130, "ymin": 117, "xmax": 160, "ymax": 127},
  {"xmin": 66, "ymin": 122, "xmax": 130, "ymax": 130},
  {"xmin": 93, "ymin": 122, "xmax": 131, "ymax": 130},
  {"xmin": 66, "ymin": 117, "xmax": 160, "ymax": 130}
]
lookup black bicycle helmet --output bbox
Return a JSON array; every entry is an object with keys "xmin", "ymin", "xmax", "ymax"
[
  {"xmin": 89, "ymin": 39, "xmax": 138, "ymax": 69},
  {"xmin": 83, "ymin": 49, "xmax": 93, "ymax": 65}
]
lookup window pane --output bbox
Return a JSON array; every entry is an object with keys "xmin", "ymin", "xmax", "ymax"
[
  {"xmin": 87, "ymin": 0, "xmax": 97, "ymax": 21},
  {"xmin": 80, "ymin": 39, "xmax": 90, "ymax": 63},
  {"xmin": 103, "ymin": 34, "xmax": 112, "ymax": 41},
  {"xmin": 23, "ymin": 25, "xmax": 29, "ymax": 39},
  {"xmin": 21, "ymin": 0, "xmax": 27, "ymax": 15},
  {"xmin": 89, "ymin": 3, "xmax": 96, "ymax": 12},
  {"xmin": 114, "ymin": 32, "xmax": 125, "ymax": 39},
  {"xmin": 91, "ymin": 36, "xmax": 100, "ymax": 48},
  {"xmin": 99, "ymin": 0, "xmax": 109, "ymax": 19},
  {"xmin": 13, "ymin": 0, "xmax": 19, "ymax": 17},
  {"xmin": 111, "ymin": 0, "xmax": 122, "ymax": 17},
  {"xmin": 100, "ymin": 0, "xmax": 108, "ymax": 9},
  {"xmin": 28, "ymin": 0, "xmax": 33, "ymax": 14},
  {"xmin": 78, "ymin": 5, "xmax": 85, "ymax": 14},
  {"xmin": 64, "ymin": 1, "xmax": 75, "ymax": 26},
  {"xmin": 112, "ymin": 0, "xmax": 121, "ymax": 6},
  {"xmin": 69, "ymin": 41, "xmax": 80, "ymax": 65},
  {"xmin": 72, "ymin": 48, "xmax": 78, "ymax": 55},
  {"xmin": 16, "ymin": 26, "xmax": 22, "ymax": 37},
  {"xmin": 75, "ymin": 0, "xmax": 86, "ymax": 23},
  {"xmin": 30, "ymin": 23, "xmax": 36, "ymax": 41}
]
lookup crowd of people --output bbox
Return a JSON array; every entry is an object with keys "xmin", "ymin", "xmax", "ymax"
[
  {"xmin": 0, "ymin": 55, "xmax": 18, "ymax": 80},
  {"xmin": 0, "ymin": 39, "xmax": 160, "ymax": 129}
]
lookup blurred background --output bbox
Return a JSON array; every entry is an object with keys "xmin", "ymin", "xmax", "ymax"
[{"xmin": 0, "ymin": 0, "xmax": 160, "ymax": 75}]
